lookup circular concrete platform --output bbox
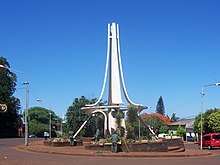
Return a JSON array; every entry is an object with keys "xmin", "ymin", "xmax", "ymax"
[{"xmin": 17, "ymin": 141, "xmax": 212, "ymax": 158}]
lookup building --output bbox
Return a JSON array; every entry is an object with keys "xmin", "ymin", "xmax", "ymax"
[{"xmin": 168, "ymin": 118, "xmax": 196, "ymax": 142}]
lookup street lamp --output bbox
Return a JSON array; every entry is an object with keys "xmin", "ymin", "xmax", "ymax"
[
  {"xmin": 49, "ymin": 112, "xmax": 52, "ymax": 138},
  {"xmin": 36, "ymin": 99, "xmax": 52, "ymax": 138},
  {"xmin": 200, "ymin": 83, "xmax": 220, "ymax": 150},
  {"xmin": 0, "ymin": 65, "xmax": 29, "ymax": 146}
]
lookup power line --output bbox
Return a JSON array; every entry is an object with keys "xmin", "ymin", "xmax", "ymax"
[{"xmin": 168, "ymin": 95, "xmax": 200, "ymax": 113}]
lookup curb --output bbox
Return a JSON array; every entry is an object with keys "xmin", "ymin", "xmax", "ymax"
[{"xmin": 17, "ymin": 146, "xmax": 212, "ymax": 158}]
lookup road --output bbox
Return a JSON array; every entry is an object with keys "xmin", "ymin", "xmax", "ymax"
[{"xmin": 0, "ymin": 138, "xmax": 220, "ymax": 165}]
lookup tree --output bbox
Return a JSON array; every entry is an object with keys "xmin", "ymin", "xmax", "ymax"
[
  {"xmin": 194, "ymin": 108, "xmax": 219, "ymax": 134},
  {"xmin": 141, "ymin": 113, "xmax": 171, "ymax": 125},
  {"xmin": 115, "ymin": 111, "xmax": 125, "ymax": 137},
  {"xmin": 193, "ymin": 113, "xmax": 202, "ymax": 134},
  {"xmin": 28, "ymin": 106, "xmax": 57, "ymax": 137},
  {"xmin": 156, "ymin": 96, "xmax": 165, "ymax": 115},
  {"xmin": 159, "ymin": 125, "xmax": 169, "ymax": 134},
  {"xmin": 141, "ymin": 113, "xmax": 171, "ymax": 135},
  {"xmin": 96, "ymin": 114, "xmax": 104, "ymax": 131},
  {"xmin": 208, "ymin": 110, "xmax": 220, "ymax": 133},
  {"xmin": 144, "ymin": 115, "xmax": 164, "ymax": 135},
  {"xmin": 126, "ymin": 105, "xmax": 138, "ymax": 124},
  {"xmin": 0, "ymin": 57, "xmax": 22, "ymax": 137},
  {"xmin": 176, "ymin": 126, "xmax": 186, "ymax": 140},
  {"xmin": 203, "ymin": 108, "xmax": 219, "ymax": 133},
  {"xmin": 126, "ymin": 105, "xmax": 139, "ymax": 139},
  {"xmin": 66, "ymin": 96, "xmax": 106, "ymax": 137}
]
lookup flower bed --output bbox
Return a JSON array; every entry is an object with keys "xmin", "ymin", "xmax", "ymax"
[
  {"xmin": 44, "ymin": 138, "xmax": 83, "ymax": 147},
  {"xmin": 85, "ymin": 138, "xmax": 185, "ymax": 152}
]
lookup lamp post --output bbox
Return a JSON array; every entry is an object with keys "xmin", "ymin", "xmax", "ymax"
[
  {"xmin": 200, "ymin": 83, "xmax": 220, "ymax": 150},
  {"xmin": 138, "ymin": 112, "xmax": 140, "ymax": 139},
  {"xmin": 37, "ymin": 99, "xmax": 52, "ymax": 138},
  {"xmin": 0, "ymin": 65, "xmax": 29, "ymax": 146},
  {"xmin": 49, "ymin": 112, "xmax": 52, "ymax": 138}
]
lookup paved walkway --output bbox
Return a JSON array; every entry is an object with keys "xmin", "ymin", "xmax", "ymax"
[{"xmin": 17, "ymin": 141, "xmax": 212, "ymax": 158}]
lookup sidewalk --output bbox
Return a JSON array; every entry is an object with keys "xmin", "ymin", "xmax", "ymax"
[{"xmin": 17, "ymin": 140, "xmax": 212, "ymax": 158}]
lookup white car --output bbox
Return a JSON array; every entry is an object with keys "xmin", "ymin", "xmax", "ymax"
[
  {"xmin": 29, "ymin": 134, "xmax": 37, "ymax": 138},
  {"xmin": 158, "ymin": 133, "xmax": 167, "ymax": 139}
]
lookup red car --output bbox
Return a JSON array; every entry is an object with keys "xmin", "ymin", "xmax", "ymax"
[{"xmin": 199, "ymin": 133, "xmax": 220, "ymax": 150}]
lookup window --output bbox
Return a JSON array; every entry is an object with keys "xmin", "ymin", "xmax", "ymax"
[
  {"xmin": 213, "ymin": 135, "xmax": 220, "ymax": 140},
  {"xmin": 203, "ymin": 136, "xmax": 210, "ymax": 141}
]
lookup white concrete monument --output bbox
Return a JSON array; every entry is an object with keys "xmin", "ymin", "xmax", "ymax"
[{"xmin": 78, "ymin": 23, "xmax": 148, "ymax": 137}]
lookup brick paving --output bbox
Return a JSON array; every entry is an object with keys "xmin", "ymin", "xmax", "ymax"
[{"xmin": 17, "ymin": 140, "xmax": 212, "ymax": 158}]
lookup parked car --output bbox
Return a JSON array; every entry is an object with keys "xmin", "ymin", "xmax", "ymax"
[
  {"xmin": 158, "ymin": 133, "xmax": 167, "ymax": 139},
  {"xmin": 186, "ymin": 136, "xmax": 195, "ymax": 142},
  {"xmin": 198, "ymin": 133, "xmax": 220, "ymax": 150},
  {"xmin": 29, "ymin": 134, "xmax": 37, "ymax": 138}
]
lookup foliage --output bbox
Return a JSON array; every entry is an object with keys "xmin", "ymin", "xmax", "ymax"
[
  {"xmin": 125, "ymin": 139, "xmax": 135, "ymax": 143},
  {"xmin": 125, "ymin": 105, "xmax": 139, "ymax": 139},
  {"xmin": 127, "ymin": 105, "xmax": 138, "ymax": 124},
  {"xmin": 141, "ymin": 113, "xmax": 171, "ymax": 125},
  {"xmin": 99, "ymin": 138, "xmax": 112, "ymax": 143},
  {"xmin": 126, "ymin": 105, "xmax": 170, "ymax": 139},
  {"xmin": 207, "ymin": 110, "xmax": 220, "ymax": 133},
  {"xmin": 116, "ymin": 126, "xmax": 126, "ymax": 138},
  {"xmin": 115, "ymin": 111, "xmax": 125, "ymax": 137},
  {"xmin": 125, "ymin": 122, "xmax": 135, "ymax": 139},
  {"xmin": 28, "ymin": 106, "xmax": 57, "ymax": 137},
  {"xmin": 156, "ymin": 96, "xmax": 165, "ymax": 115},
  {"xmin": 193, "ymin": 113, "xmax": 202, "ymax": 133},
  {"xmin": 96, "ymin": 114, "xmax": 104, "ymax": 131},
  {"xmin": 29, "ymin": 119, "xmax": 49, "ymax": 137},
  {"xmin": 141, "ymin": 113, "xmax": 171, "ymax": 135},
  {"xmin": 0, "ymin": 56, "xmax": 22, "ymax": 137},
  {"xmin": 66, "ymin": 96, "xmax": 106, "ymax": 137},
  {"xmin": 144, "ymin": 115, "xmax": 163, "ymax": 134},
  {"xmin": 159, "ymin": 125, "xmax": 169, "ymax": 134},
  {"xmin": 176, "ymin": 126, "xmax": 186, "ymax": 138},
  {"xmin": 115, "ymin": 111, "xmax": 122, "ymax": 127},
  {"xmin": 194, "ymin": 108, "xmax": 220, "ymax": 133}
]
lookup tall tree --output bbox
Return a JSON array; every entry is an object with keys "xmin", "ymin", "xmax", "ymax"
[
  {"xmin": 208, "ymin": 110, "xmax": 220, "ymax": 132},
  {"xmin": 144, "ymin": 115, "xmax": 164, "ymax": 135},
  {"xmin": 194, "ymin": 108, "xmax": 219, "ymax": 134},
  {"xmin": 66, "ymin": 96, "xmax": 106, "ymax": 137},
  {"xmin": 141, "ymin": 113, "xmax": 171, "ymax": 135},
  {"xmin": 126, "ymin": 105, "xmax": 139, "ymax": 139},
  {"xmin": 156, "ymin": 96, "xmax": 165, "ymax": 115},
  {"xmin": 0, "ymin": 56, "xmax": 22, "ymax": 137},
  {"xmin": 208, "ymin": 110, "xmax": 220, "ymax": 133},
  {"xmin": 28, "ymin": 106, "xmax": 57, "ymax": 137}
]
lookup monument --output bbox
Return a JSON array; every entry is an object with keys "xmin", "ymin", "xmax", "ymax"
[{"xmin": 74, "ymin": 22, "xmax": 148, "ymax": 138}]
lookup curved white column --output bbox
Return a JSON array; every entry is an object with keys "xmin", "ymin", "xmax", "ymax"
[
  {"xmin": 86, "ymin": 24, "xmax": 111, "ymax": 107},
  {"xmin": 116, "ymin": 24, "xmax": 141, "ymax": 106}
]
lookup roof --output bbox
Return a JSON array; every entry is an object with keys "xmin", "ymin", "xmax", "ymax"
[{"xmin": 169, "ymin": 118, "xmax": 195, "ymax": 129}]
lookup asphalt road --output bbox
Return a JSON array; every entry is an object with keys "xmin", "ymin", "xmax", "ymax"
[{"xmin": 0, "ymin": 138, "xmax": 220, "ymax": 165}]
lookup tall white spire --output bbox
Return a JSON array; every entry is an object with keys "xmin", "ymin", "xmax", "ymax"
[
  {"xmin": 108, "ymin": 22, "xmax": 123, "ymax": 105},
  {"xmin": 80, "ymin": 22, "xmax": 146, "ymax": 136},
  {"xmin": 86, "ymin": 22, "xmax": 140, "ymax": 107}
]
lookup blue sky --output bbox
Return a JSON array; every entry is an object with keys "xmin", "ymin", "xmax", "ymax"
[{"xmin": 0, "ymin": 0, "xmax": 220, "ymax": 118}]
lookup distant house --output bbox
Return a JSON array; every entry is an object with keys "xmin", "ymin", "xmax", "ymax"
[{"xmin": 168, "ymin": 118, "xmax": 196, "ymax": 142}]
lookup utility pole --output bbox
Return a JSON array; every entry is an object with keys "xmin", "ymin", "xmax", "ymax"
[
  {"xmin": 0, "ymin": 65, "xmax": 29, "ymax": 146},
  {"xmin": 24, "ymin": 82, "xmax": 29, "ymax": 146}
]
